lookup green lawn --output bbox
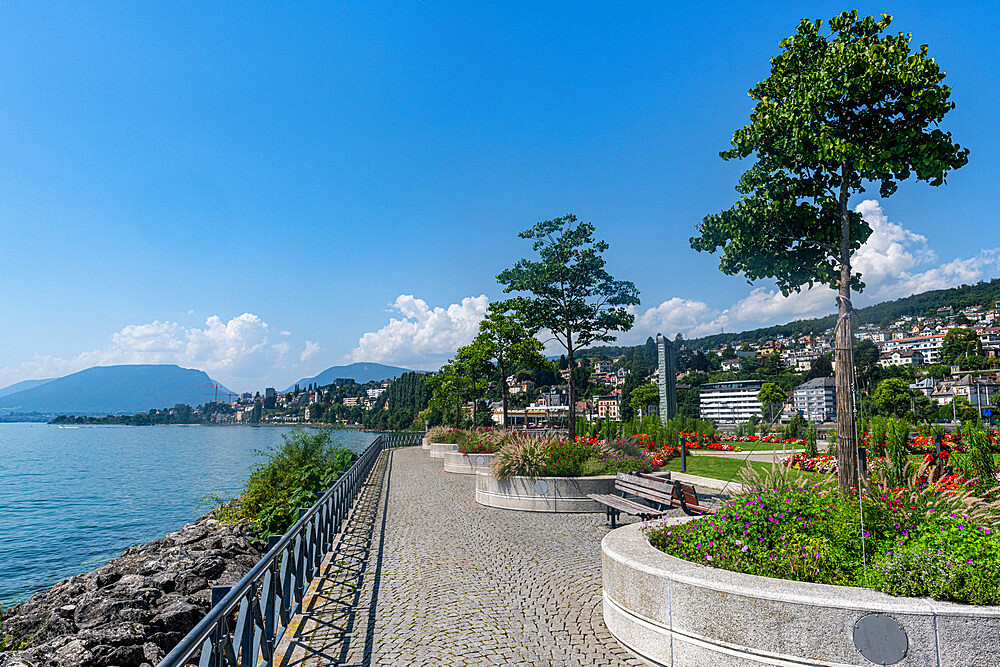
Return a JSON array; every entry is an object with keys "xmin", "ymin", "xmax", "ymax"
[
  {"xmin": 662, "ymin": 453, "xmax": 822, "ymax": 487},
  {"xmin": 663, "ymin": 455, "xmax": 778, "ymax": 481}
]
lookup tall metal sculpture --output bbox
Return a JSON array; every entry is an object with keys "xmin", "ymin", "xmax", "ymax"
[{"xmin": 657, "ymin": 333, "xmax": 677, "ymax": 424}]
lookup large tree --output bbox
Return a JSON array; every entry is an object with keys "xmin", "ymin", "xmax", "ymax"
[
  {"xmin": 498, "ymin": 214, "xmax": 639, "ymax": 438},
  {"xmin": 473, "ymin": 302, "xmax": 546, "ymax": 427},
  {"xmin": 690, "ymin": 12, "xmax": 968, "ymax": 490},
  {"xmin": 942, "ymin": 327, "xmax": 982, "ymax": 364}
]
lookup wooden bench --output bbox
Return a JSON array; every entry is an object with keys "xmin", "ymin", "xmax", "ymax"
[{"xmin": 588, "ymin": 472, "xmax": 710, "ymax": 527}]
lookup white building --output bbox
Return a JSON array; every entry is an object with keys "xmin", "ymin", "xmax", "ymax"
[
  {"xmin": 367, "ymin": 387, "xmax": 386, "ymax": 399},
  {"xmin": 793, "ymin": 377, "xmax": 837, "ymax": 422},
  {"xmin": 881, "ymin": 334, "xmax": 945, "ymax": 364},
  {"xmin": 878, "ymin": 349, "xmax": 925, "ymax": 368},
  {"xmin": 699, "ymin": 380, "xmax": 764, "ymax": 423}
]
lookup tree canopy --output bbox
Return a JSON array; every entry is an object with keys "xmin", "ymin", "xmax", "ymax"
[
  {"xmin": 690, "ymin": 11, "xmax": 968, "ymax": 490},
  {"xmin": 472, "ymin": 302, "xmax": 546, "ymax": 426},
  {"xmin": 498, "ymin": 214, "xmax": 639, "ymax": 437}
]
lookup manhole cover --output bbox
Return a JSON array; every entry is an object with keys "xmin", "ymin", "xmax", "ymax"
[
  {"xmin": 534, "ymin": 480, "xmax": 549, "ymax": 495},
  {"xmin": 853, "ymin": 613, "xmax": 907, "ymax": 665},
  {"xmin": 475, "ymin": 455, "xmax": 486, "ymax": 466}
]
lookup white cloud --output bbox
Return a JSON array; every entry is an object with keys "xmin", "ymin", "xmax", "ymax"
[
  {"xmin": 301, "ymin": 340, "xmax": 321, "ymax": 362},
  {"xmin": 629, "ymin": 200, "xmax": 999, "ymax": 341},
  {"xmin": 347, "ymin": 294, "xmax": 490, "ymax": 368},
  {"xmin": 634, "ymin": 297, "xmax": 721, "ymax": 339},
  {"xmin": 0, "ymin": 313, "xmax": 291, "ymax": 391}
]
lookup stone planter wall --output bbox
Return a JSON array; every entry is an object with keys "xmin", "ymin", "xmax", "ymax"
[
  {"xmin": 443, "ymin": 451, "xmax": 494, "ymax": 475},
  {"xmin": 429, "ymin": 442, "xmax": 458, "ymax": 459},
  {"xmin": 475, "ymin": 471, "xmax": 617, "ymax": 512},
  {"xmin": 601, "ymin": 518, "xmax": 1000, "ymax": 667}
]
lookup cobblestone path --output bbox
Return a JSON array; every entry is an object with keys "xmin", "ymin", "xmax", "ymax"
[{"xmin": 275, "ymin": 446, "xmax": 698, "ymax": 666}]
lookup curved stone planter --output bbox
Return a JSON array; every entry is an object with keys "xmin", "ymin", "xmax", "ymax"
[
  {"xmin": 475, "ymin": 471, "xmax": 617, "ymax": 512},
  {"xmin": 429, "ymin": 442, "xmax": 458, "ymax": 459},
  {"xmin": 443, "ymin": 451, "xmax": 495, "ymax": 475},
  {"xmin": 602, "ymin": 518, "xmax": 1000, "ymax": 667}
]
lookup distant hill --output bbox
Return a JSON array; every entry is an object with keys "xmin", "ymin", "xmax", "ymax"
[
  {"xmin": 284, "ymin": 362, "xmax": 418, "ymax": 391},
  {"xmin": 0, "ymin": 365, "xmax": 233, "ymax": 416},
  {"xmin": 574, "ymin": 278, "xmax": 1000, "ymax": 359},
  {"xmin": 0, "ymin": 377, "xmax": 53, "ymax": 399}
]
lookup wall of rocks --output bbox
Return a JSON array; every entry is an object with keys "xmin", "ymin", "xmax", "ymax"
[{"xmin": 0, "ymin": 514, "xmax": 262, "ymax": 667}]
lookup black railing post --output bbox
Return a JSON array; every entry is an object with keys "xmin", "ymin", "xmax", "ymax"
[{"xmin": 210, "ymin": 586, "xmax": 232, "ymax": 667}]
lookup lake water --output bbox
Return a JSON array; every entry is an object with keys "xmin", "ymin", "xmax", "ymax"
[{"xmin": 0, "ymin": 423, "xmax": 377, "ymax": 606}]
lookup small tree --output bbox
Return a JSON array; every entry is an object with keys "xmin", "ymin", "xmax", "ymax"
[
  {"xmin": 690, "ymin": 12, "xmax": 968, "ymax": 490},
  {"xmin": 757, "ymin": 382, "xmax": 788, "ymax": 424},
  {"xmin": 871, "ymin": 378, "xmax": 914, "ymax": 417},
  {"xmin": 805, "ymin": 356, "xmax": 833, "ymax": 380},
  {"xmin": 629, "ymin": 383, "xmax": 660, "ymax": 418},
  {"xmin": 453, "ymin": 343, "xmax": 492, "ymax": 427},
  {"xmin": 498, "ymin": 214, "xmax": 640, "ymax": 438},
  {"xmin": 473, "ymin": 302, "xmax": 546, "ymax": 427}
]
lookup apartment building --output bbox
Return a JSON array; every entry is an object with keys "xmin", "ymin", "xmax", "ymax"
[
  {"xmin": 793, "ymin": 377, "xmax": 837, "ymax": 422},
  {"xmin": 699, "ymin": 380, "xmax": 764, "ymax": 423}
]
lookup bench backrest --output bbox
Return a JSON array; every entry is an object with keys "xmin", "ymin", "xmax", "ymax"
[
  {"xmin": 614, "ymin": 472, "xmax": 674, "ymax": 506},
  {"xmin": 674, "ymin": 481, "xmax": 699, "ymax": 509}
]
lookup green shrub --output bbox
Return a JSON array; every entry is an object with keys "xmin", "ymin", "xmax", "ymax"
[
  {"xmin": 209, "ymin": 429, "xmax": 357, "ymax": 537},
  {"xmin": 825, "ymin": 428, "xmax": 838, "ymax": 455},
  {"xmin": 869, "ymin": 416, "xmax": 888, "ymax": 457},
  {"xmin": 966, "ymin": 424, "xmax": 998, "ymax": 489},
  {"xmin": 804, "ymin": 422, "xmax": 819, "ymax": 458}
]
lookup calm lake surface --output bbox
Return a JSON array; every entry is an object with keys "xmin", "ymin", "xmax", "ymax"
[{"xmin": 0, "ymin": 423, "xmax": 377, "ymax": 605}]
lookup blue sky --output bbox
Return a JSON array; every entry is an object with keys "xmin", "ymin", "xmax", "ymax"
[{"xmin": 1, "ymin": 1, "xmax": 997, "ymax": 392}]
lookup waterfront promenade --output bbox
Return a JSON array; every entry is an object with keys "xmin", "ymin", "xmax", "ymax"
[{"xmin": 273, "ymin": 446, "xmax": 714, "ymax": 666}]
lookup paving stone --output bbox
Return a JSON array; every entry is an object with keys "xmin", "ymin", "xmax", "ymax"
[{"xmin": 275, "ymin": 446, "xmax": 710, "ymax": 666}]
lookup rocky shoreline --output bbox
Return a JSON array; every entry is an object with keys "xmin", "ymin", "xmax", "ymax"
[{"xmin": 0, "ymin": 514, "xmax": 262, "ymax": 667}]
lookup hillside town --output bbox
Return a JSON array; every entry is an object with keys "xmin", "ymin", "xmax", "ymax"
[{"xmin": 94, "ymin": 296, "xmax": 1000, "ymax": 431}]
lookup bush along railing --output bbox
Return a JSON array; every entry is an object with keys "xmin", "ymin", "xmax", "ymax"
[{"xmin": 156, "ymin": 432, "xmax": 419, "ymax": 667}]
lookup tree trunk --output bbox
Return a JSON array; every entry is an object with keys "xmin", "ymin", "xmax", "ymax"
[
  {"xmin": 567, "ymin": 329, "xmax": 576, "ymax": 439},
  {"xmin": 835, "ymin": 168, "xmax": 860, "ymax": 491},
  {"xmin": 472, "ymin": 369, "xmax": 478, "ymax": 427},
  {"xmin": 499, "ymin": 358, "xmax": 509, "ymax": 429}
]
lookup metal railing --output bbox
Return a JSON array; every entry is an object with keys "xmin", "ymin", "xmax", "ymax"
[{"xmin": 157, "ymin": 432, "xmax": 421, "ymax": 667}]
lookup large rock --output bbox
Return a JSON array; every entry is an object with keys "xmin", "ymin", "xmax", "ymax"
[{"xmin": 0, "ymin": 513, "xmax": 263, "ymax": 667}]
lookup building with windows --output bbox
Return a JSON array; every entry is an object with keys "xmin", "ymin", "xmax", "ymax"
[
  {"xmin": 793, "ymin": 377, "xmax": 837, "ymax": 422},
  {"xmin": 881, "ymin": 334, "xmax": 945, "ymax": 364},
  {"xmin": 878, "ymin": 349, "xmax": 925, "ymax": 368},
  {"xmin": 699, "ymin": 380, "xmax": 764, "ymax": 423},
  {"xmin": 596, "ymin": 395, "xmax": 621, "ymax": 420}
]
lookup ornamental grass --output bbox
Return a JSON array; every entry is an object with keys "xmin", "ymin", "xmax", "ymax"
[
  {"xmin": 491, "ymin": 432, "xmax": 655, "ymax": 480},
  {"xmin": 458, "ymin": 428, "xmax": 511, "ymax": 454},
  {"xmin": 426, "ymin": 426, "xmax": 468, "ymax": 444}
]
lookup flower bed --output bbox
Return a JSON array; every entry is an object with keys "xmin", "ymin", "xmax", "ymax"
[
  {"xmin": 784, "ymin": 452, "xmax": 838, "ymax": 473},
  {"xmin": 645, "ymin": 484, "xmax": 1000, "ymax": 604},
  {"xmin": 602, "ymin": 519, "xmax": 1000, "ymax": 667},
  {"xmin": 491, "ymin": 432, "xmax": 655, "ymax": 480},
  {"xmin": 426, "ymin": 426, "xmax": 468, "ymax": 445},
  {"xmin": 458, "ymin": 428, "xmax": 510, "ymax": 454}
]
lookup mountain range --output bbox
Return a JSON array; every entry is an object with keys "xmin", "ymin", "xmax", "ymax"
[
  {"xmin": 0, "ymin": 365, "xmax": 232, "ymax": 416},
  {"xmin": 282, "ymin": 362, "xmax": 418, "ymax": 392}
]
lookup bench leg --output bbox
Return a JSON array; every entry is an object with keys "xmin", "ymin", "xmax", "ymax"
[{"xmin": 609, "ymin": 508, "xmax": 619, "ymax": 528}]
